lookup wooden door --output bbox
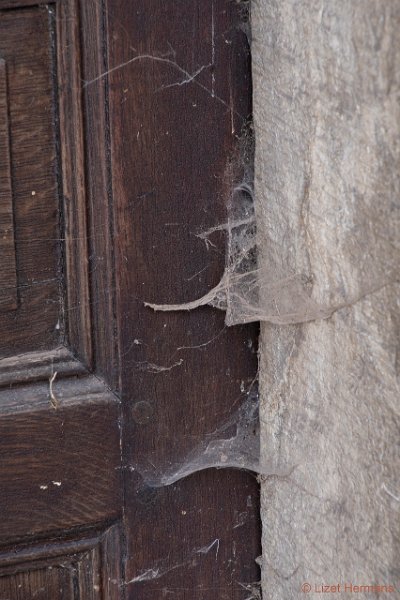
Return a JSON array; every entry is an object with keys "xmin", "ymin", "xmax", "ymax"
[{"xmin": 0, "ymin": 1, "xmax": 260, "ymax": 598}]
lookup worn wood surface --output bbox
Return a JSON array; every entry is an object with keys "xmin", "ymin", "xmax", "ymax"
[
  {"xmin": 0, "ymin": 6, "xmax": 62, "ymax": 357},
  {"xmin": 0, "ymin": 58, "xmax": 17, "ymax": 311},
  {"xmin": 57, "ymin": 0, "xmax": 92, "ymax": 366},
  {"xmin": 0, "ymin": 376, "xmax": 121, "ymax": 541},
  {"xmin": 0, "ymin": 2, "xmax": 123, "ymax": 597},
  {"xmin": 253, "ymin": 1, "xmax": 400, "ymax": 597},
  {"xmin": 105, "ymin": 0, "xmax": 260, "ymax": 597},
  {"xmin": 0, "ymin": 1, "xmax": 258, "ymax": 597},
  {"xmin": 0, "ymin": 0, "xmax": 51, "ymax": 7},
  {"xmin": 80, "ymin": 0, "xmax": 118, "ymax": 388},
  {"xmin": 0, "ymin": 346, "xmax": 87, "ymax": 387},
  {"xmin": 0, "ymin": 565, "xmax": 74, "ymax": 599},
  {"xmin": 0, "ymin": 526, "xmax": 122, "ymax": 599},
  {"xmin": 0, "ymin": 0, "xmax": 93, "ymax": 364}
]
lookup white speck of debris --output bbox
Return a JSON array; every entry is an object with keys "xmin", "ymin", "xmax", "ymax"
[
  {"xmin": 52, "ymin": 481, "xmax": 62, "ymax": 487},
  {"xmin": 55, "ymin": 320, "xmax": 60, "ymax": 330},
  {"xmin": 133, "ymin": 338, "xmax": 141, "ymax": 345},
  {"xmin": 39, "ymin": 485, "xmax": 48, "ymax": 490},
  {"xmin": 31, "ymin": 191, "xmax": 36, "ymax": 196}
]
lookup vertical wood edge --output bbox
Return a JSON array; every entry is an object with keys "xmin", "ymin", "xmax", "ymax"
[
  {"xmin": 56, "ymin": 0, "xmax": 92, "ymax": 366},
  {"xmin": 79, "ymin": 0, "xmax": 119, "ymax": 389},
  {"xmin": 0, "ymin": 58, "xmax": 17, "ymax": 311}
]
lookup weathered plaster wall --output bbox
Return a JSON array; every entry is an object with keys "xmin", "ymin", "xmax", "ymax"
[{"xmin": 253, "ymin": 1, "xmax": 400, "ymax": 597}]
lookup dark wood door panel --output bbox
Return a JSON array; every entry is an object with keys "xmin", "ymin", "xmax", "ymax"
[
  {"xmin": 0, "ymin": 565, "xmax": 74, "ymax": 600},
  {"xmin": 0, "ymin": 2, "xmax": 123, "ymax": 598},
  {"xmin": 0, "ymin": 377, "xmax": 122, "ymax": 542},
  {"xmin": 0, "ymin": 6, "xmax": 62, "ymax": 357},
  {"xmin": 0, "ymin": 0, "xmax": 92, "ymax": 365},
  {"xmin": 0, "ymin": 526, "xmax": 121, "ymax": 600},
  {"xmin": 0, "ymin": 1, "xmax": 259, "ymax": 598},
  {"xmin": 105, "ymin": 1, "xmax": 261, "ymax": 597}
]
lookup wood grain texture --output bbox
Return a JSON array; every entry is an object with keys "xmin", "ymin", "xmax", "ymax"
[
  {"xmin": 0, "ymin": 2, "xmax": 258, "ymax": 598},
  {"xmin": 253, "ymin": 1, "xmax": 400, "ymax": 597},
  {"xmin": 0, "ymin": 531, "xmax": 103, "ymax": 569},
  {"xmin": 0, "ymin": 6, "xmax": 62, "ymax": 357},
  {"xmin": 0, "ymin": 565, "xmax": 74, "ymax": 600},
  {"xmin": 56, "ymin": 0, "xmax": 92, "ymax": 366},
  {"xmin": 0, "ymin": 346, "xmax": 87, "ymax": 387},
  {"xmin": 0, "ymin": 376, "xmax": 121, "ymax": 541},
  {"xmin": 0, "ymin": 1, "xmax": 93, "ymax": 363},
  {"xmin": 0, "ymin": 525, "xmax": 121, "ymax": 600},
  {"xmin": 75, "ymin": 527, "xmax": 122, "ymax": 600},
  {"xmin": 105, "ymin": 1, "xmax": 260, "ymax": 597},
  {"xmin": 0, "ymin": 58, "xmax": 17, "ymax": 311},
  {"xmin": 0, "ymin": 0, "xmax": 55, "ymax": 8},
  {"xmin": 80, "ymin": 0, "xmax": 119, "ymax": 388}
]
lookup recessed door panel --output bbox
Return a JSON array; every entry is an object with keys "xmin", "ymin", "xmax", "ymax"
[{"xmin": 0, "ymin": 6, "xmax": 62, "ymax": 357}]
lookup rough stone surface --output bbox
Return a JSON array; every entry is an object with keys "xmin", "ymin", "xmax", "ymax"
[{"xmin": 253, "ymin": 1, "xmax": 400, "ymax": 597}]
